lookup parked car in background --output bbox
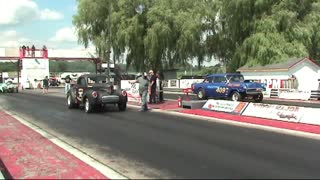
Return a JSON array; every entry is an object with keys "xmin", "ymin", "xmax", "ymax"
[
  {"xmin": 244, "ymin": 79, "xmax": 267, "ymax": 91},
  {"xmin": 66, "ymin": 74, "xmax": 128, "ymax": 113},
  {"xmin": 192, "ymin": 73, "xmax": 265, "ymax": 102},
  {"xmin": 0, "ymin": 81, "xmax": 18, "ymax": 93},
  {"xmin": 6, "ymin": 81, "xmax": 18, "ymax": 93},
  {"xmin": 49, "ymin": 77, "xmax": 61, "ymax": 87},
  {"xmin": 0, "ymin": 82, "xmax": 8, "ymax": 93}
]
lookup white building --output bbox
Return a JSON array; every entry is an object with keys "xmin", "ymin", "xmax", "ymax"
[
  {"xmin": 21, "ymin": 58, "xmax": 50, "ymax": 89},
  {"xmin": 237, "ymin": 57, "xmax": 320, "ymax": 100}
]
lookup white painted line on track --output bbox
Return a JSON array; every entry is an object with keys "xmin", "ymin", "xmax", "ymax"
[
  {"xmin": 0, "ymin": 171, "xmax": 4, "ymax": 180},
  {"xmin": 128, "ymin": 104, "xmax": 320, "ymax": 141},
  {"xmin": 2, "ymin": 108, "xmax": 128, "ymax": 180}
]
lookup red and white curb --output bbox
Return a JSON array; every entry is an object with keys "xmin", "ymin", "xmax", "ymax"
[{"xmin": 2, "ymin": 109, "xmax": 128, "ymax": 180}]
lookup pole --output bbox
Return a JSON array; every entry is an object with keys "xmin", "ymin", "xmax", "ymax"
[
  {"xmin": 106, "ymin": 1, "xmax": 112, "ymax": 82},
  {"xmin": 17, "ymin": 59, "xmax": 20, "ymax": 89}
]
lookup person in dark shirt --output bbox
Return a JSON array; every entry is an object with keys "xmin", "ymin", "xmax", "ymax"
[
  {"xmin": 42, "ymin": 76, "xmax": 49, "ymax": 93},
  {"xmin": 148, "ymin": 69, "xmax": 157, "ymax": 104},
  {"xmin": 156, "ymin": 71, "xmax": 164, "ymax": 103}
]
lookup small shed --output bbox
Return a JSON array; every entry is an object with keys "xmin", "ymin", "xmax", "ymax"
[
  {"xmin": 237, "ymin": 57, "xmax": 320, "ymax": 92},
  {"xmin": 163, "ymin": 69, "xmax": 178, "ymax": 80}
]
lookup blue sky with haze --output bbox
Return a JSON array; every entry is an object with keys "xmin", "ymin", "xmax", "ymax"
[{"xmin": 0, "ymin": 0, "xmax": 81, "ymax": 49}]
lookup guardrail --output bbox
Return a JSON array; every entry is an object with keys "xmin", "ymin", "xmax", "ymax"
[
  {"xmin": 310, "ymin": 90, "xmax": 320, "ymax": 100},
  {"xmin": 163, "ymin": 79, "xmax": 204, "ymax": 89}
]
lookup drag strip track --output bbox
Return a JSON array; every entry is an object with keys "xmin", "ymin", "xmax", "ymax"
[{"xmin": 1, "ymin": 92, "xmax": 320, "ymax": 178}]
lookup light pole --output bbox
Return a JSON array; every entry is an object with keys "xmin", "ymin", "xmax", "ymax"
[{"xmin": 106, "ymin": 1, "xmax": 112, "ymax": 82}]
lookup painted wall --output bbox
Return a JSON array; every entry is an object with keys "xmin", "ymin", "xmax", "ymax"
[
  {"xmin": 240, "ymin": 60, "xmax": 320, "ymax": 91},
  {"xmin": 240, "ymin": 71, "xmax": 289, "ymax": 89},
  {"xmin": 289, "ymin": 61, "xmax": 319, "ymax": 91}
]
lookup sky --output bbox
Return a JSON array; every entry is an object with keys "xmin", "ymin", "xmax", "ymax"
[
  {"xmin": 0, "ymin": 0, "xmax": 217, "ymax": 66},
  {"xmin": 0, "ymin": 0, "xmax": 82, "ymax": 49}
]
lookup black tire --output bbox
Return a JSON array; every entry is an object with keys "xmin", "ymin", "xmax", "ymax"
[
  {"xmin": 84, "ymin": 97, "xmax": 93, "ymax": 113},
  {"xmin": 95, "ymin": 104, "xmax": 105, "ymax": 112},
  {"xmin": 254, "ymin": 93, "xmax": 263, "ymax": 103},
  {"xmin": 67, "ymin": 94, "xmax": 78, "ymax": 109},
  {"xmin": 118, "ymin": 102, "xmax": 127, "ymax": 111},
  {"xmin": 197, "ymin": 88, "xmax": 206, "ymax": 100},
  {"xmin": 231, "ymin": 91, "xmax": 242, "ymax": 101}
]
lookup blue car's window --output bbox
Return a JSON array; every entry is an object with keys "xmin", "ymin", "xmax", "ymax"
[
  {"xmin": 227, "ymin": 75, "xmax": 244, "ymax": 83},
  {"xmin": 204, "ymin": 77, "xmax": 214, "ymax": 83},
  {"xmin": 214, "ymin": 76, "xmax": 227, "ymax": 83}
]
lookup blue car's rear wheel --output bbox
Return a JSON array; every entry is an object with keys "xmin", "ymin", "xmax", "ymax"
[{"xmin": 197, "ymin": 88, "xmax": 206, "ymax": 100}]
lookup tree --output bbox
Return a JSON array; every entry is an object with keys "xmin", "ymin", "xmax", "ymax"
[
  {"xmin": 73, "ymin": 0, "xmax": 320, "ymax": 74},
  {"xmin": 208, "ymin": 0, "xmax": 320, "ymax": 72}
]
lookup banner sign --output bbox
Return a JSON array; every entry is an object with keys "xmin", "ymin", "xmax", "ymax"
[
  {"xmin": 202, "ymin": 100, "xmax": 249, "ymax": 114},
  {"xmin": 121, "ymin": 80, "xmax": 141, "ymax": 103},
  {"xmin": 298, "ymin": 107, "xmax": 320, "ymax": 126},
  {"xmin": 22, "ymin": 58, "xmax": 49, "ymax": 69},
  {"xmin": 167, "ymin": 79, "xmax": 179, "ymax": 88},
  {"xmin": 242, "ymin": 103, "xmax": 304, "ymax": 123},
  {"xmin": 278, "ymin": 90, "xmax": 311, "ymax": 100},
  {"xmin": 179, "ymin": 79, "xmax": 203, "ymax": 89}
]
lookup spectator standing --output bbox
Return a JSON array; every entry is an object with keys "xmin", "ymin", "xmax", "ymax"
[
  {"xmin": 31, "ymin": 45, "xmax": 36, "ymax": 57},
  {"xmin": 42, "ymin": 76, "xmax": 49, "ymax": 93},
  {"xmin": 130, "ymin": 72, "xmax": 150, "ymax": 112},
  {"xmin": 64, "ymin": 75, "xmax": 72, "ymax": 94},
  {"xmin": 156, "ymin": 71, "xmax": 164, "ymax": 103},
  {"xmin": 42, "ymin": 45, "xmax": 47, "ymax": 58},
  {"xmin": 22, "ymin": 45, "xmax": 26, "ymax": 57},
  {"xmin": 26, "ymin": 46, "xmax": 30, "ymax": 56},
  {"xmin": 148, "ymin": 70, "xmax": 157, "ymax": 104}
]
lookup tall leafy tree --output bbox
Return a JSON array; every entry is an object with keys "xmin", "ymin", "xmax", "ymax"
[{"xmin": 73, "ymin": 0, "xmax": 320, "ymax": 74}]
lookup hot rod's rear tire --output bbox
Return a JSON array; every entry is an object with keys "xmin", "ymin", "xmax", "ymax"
[
  {"xmin": 118, "ymin": 103, "xmax": 127, "ymax": 111},
  {"xmin": 84, "ymin": 97, "xmax": 93, "ymax": 113}
]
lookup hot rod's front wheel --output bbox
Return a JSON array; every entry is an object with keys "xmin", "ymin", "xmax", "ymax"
[{"xmin": 67, "ymin": 95, "xmax": 78, "ymax": 109}]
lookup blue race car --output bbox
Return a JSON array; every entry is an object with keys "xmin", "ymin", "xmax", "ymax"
[{"xmin": 192, "ymin": 73, "xmax": 264, "ymax": 102}]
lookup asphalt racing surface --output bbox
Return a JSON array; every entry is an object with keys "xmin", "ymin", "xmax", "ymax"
[{"xmin": 1, "ymin": 90, "xmax": 320, "ymax": 178}]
